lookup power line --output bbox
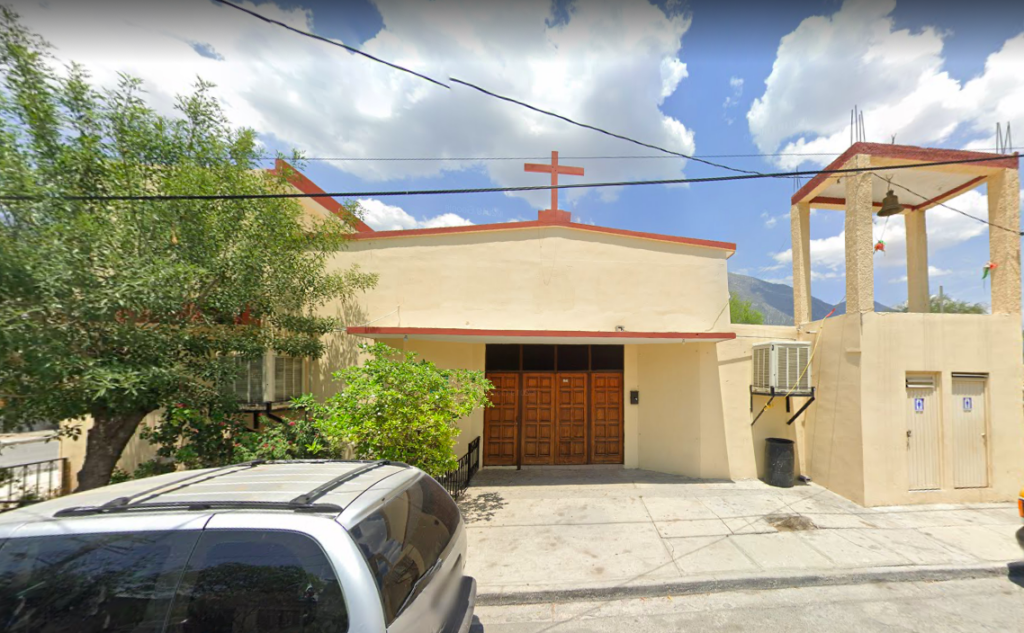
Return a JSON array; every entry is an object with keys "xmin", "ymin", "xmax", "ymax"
[
  {"xmin": 449, "ymin": 77, "xmax": 767, "ymax": 178},
  {"xmin": 874, "ymin": 174, "xmax": 1023, "ymax": 236},
  {"xmin": 213, "ymin": 0, "xmax": 766, "ymax": 178},
  {"xmin": 211, "ymin": 0, "xmax": 450, "ymax": 89},
  {"xmin": 258, "ymin": 146, "xmax": 1024, "ymax": 162},
  {"xmin": 1, "ymin": 154, "xmax": 1013, "ymax": 203}
]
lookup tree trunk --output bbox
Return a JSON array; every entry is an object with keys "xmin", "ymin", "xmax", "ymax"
[{"xmin": 75, "ymin": 408, "xmax": 150, "ymax": 492}]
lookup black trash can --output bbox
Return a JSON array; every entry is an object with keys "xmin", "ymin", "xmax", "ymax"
[{"xmin": 764, "ymin": 438, "xmax": 795, "ymax": 488}]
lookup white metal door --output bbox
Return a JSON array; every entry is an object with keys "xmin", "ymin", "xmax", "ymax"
[
  {"xmin": 906, "ymin": 375, "xmax": 941, "ymax": 491},
  {"xmin": 951, "ymin": 375, "xmax": 988, "ymax": 488}
]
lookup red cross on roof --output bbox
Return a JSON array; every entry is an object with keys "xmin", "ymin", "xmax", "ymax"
[{"xmin": 524, "ymin": 151, "xmax": 584, "ymax": 223}]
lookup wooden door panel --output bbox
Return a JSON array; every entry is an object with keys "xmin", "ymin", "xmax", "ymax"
[
  {"xmin": 522, "ymin": 373, "xmax": 555, "ymax": 465},
  {"xmin": 556, "ymin": 373, "xmax": 587, "ymax": 465},
  {"xmin": 484, "ymin": 373, "xmax": 518, "ymax": 466},
  {"xmin": 952, "ymin": 378, "xmax": 988, "ymax": 489},
  {"xmin": 591, "ymin": 373, "xmax": 624, "ymax": 464}
]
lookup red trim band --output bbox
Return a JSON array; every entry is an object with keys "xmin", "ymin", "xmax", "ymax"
[
  {"xmin": 347, "ymin": 326, "xmax": 736, "ymax": 340},
  {"xmin": 346, "ymin": 220, "xmax": 736, "ymax": 252},
  {"xmin": 272, "ymin": 159, "xmax": 374, "ymax": 233}
]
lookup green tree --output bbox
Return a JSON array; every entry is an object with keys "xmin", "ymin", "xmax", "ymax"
[
  {"xmin": 895, "ymin": 295, "xmax": 988, "ymax": 314},
  {"xmin": 0, "ymin": 9, "xmax": 376, "ymax": 490},
  {"xmin": 297, "ymin": 342, "xmax": 492, "ymax": 477},
  {"xmin": 729, "ymin": 293, "xmax": 765, "ymax": 325}
]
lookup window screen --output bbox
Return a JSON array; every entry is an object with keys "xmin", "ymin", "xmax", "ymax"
[
  {"xmin": 167, "ymin": 530, "xmax": 348, "ymax": 633},
  {"xmin": 0, "ymin": 530, "xmax": 200, "ymax": 633},
  {"xmin": 521, "ymin": 345, "xmax": 555, "ymax": 371},
  {"xmin": 350, "ymin": 475, "xmax": 461, "ymax": 625},
  {"xmin": 274, "ymin": 355, "xmax": 305, "ymax": 401},
  {"xmin": 485, "ymin": 344, "xmax": 520, "ymax": 371},
  {"xmin": 233, "ymin": 356, "xmax": 264, "ymax": 404},
  {"xmin": 591, "ymin": 345, "xmax": 624, "ymax": 370}
]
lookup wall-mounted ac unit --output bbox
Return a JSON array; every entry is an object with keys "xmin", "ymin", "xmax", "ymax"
[{"xmin": 751, "ymin": 341, "xmax": 812, "ymax": 395}]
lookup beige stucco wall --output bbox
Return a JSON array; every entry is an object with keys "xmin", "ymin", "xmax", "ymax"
[
  {"xmin": 715, "ymin": 324, "xmax": 803, "ymax": 483},
  {"xmin": 796, "ymin": 312, "xmax": 1024, "ymax": 507},
  {"xmin": 857, "ymin": 311, "xmax": 1024, "ymax": 505},
  {"xmin": 326, "ymin": 227, "xmax": 732, "ymax": 333},
  {"xmin": 634, "ymin": 343, "xmax": 731, "ymax": 479},
  {"xmin": 799, "ymin": 314, "xmax": 868, "ymax": 504}
]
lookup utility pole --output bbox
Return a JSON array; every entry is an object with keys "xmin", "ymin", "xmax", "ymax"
[{"xmin": 939, "ymin": 285, "xmax": 944, "ymax": 314}]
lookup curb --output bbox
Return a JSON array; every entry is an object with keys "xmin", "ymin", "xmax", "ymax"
[{"xmin": 476, "ymin": 561, "xmax": 1024, "ymax": 606}]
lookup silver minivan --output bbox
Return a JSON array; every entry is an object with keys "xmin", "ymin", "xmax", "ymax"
[{"xmin": 0, "ymin": 459, "xmax": 476, "ymax": 632}]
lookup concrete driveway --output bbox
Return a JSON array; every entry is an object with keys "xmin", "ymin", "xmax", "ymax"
[{"xmin": 459, "ymin": 467, "xmax": 1022, "ymax": 600}]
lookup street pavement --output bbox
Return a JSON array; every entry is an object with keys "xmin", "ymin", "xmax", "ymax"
[
  {"xmin": 461, "ymin": 467, "xmax": 1023, "ymax": 603},
  {"xmin": 471, "ymin": 577, "xmax": 1024, "ymax": 632}
]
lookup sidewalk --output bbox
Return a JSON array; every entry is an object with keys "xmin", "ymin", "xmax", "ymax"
[{"xmin": 459, "ymin": 467, "xmax": 1023, "ymax": 605}]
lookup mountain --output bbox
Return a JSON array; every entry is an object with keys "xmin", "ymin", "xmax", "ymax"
[{"xmin": 727, "ymin": 273, "xmax": 892, "ymax": 325}]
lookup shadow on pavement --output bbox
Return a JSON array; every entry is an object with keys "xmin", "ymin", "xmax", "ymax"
[{"xmin": 458, "ymin": 491, "xmax": 507, "ymax": 524}]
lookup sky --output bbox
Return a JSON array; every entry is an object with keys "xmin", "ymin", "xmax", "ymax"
[{"xmin": 8, "ymin": 0, "xmax": 1024, "ymax": 309}]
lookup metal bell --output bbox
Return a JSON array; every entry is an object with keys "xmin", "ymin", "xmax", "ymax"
[{"xmin": 877, "ymin": 189, "xmax": 904, "ymax": 217}]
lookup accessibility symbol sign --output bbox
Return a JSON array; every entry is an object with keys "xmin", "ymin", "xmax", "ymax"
[
  {"xmin": 963, "ymin": 397, "xmax": 973, "ymax": 412},
  {"xmin": 914, "ymin": 397, "xmax": 925, "ymax": 413}
]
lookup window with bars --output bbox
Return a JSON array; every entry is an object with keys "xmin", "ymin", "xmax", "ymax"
[
  {"xmin": 232, "ymin": 354, "xmax": 305, "ymax": 404},
  {"xmin": 274, "ymin": 354, "xmax": 305, "ymax": 401},
  {"xmin": 233, "ymin": 356, "xmax": 264, "ymax": 404}
]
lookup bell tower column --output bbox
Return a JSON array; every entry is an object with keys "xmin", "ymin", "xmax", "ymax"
[
  {"xmin": 905, "ymin": 210, "xmax": 930, "ymax": 313},
  {"xmin": 844, "ymin": 153, "xmax": 875, "ymax": 313},
  {"xmin": 988, "ymin": 167, "xmax": 1022, "ymax": 316},
  {"xmin": 791, "ymin": 201, "xmax": 812, "ymax": 325}
]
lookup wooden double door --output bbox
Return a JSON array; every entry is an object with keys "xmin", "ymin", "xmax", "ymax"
[{"xmin": 484, "ymin": 372, "xmax": 623, "ymax": 466}]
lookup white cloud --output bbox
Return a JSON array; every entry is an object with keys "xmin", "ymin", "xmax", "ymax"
[
  {"xmin": 13, "ymin": 0, "xmax": 697, "ymax": 209},
  {"xmin": 761, "ymin": 211, "xmax": 786, "ymax": 229},
  {"xmin": 890, "ymin": 265, "xmax": 952, "ymax": 283},
  {"xmin": 357, "ymin": 199, "xmax": 473, "ymax": 231},
  {"xmin": 748, "ymin": 0, "xmax": 1024, "ymax": 169},
  {"xmin": 723, "ymin": 75, "xmax": 744, "ymax": 124}
]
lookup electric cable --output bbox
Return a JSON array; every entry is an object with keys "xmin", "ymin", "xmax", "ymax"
[
  {"xmin": 449, "ymin": 77, "xmax": 767, "ymax": 177},
  {"xmin": 870, "ymin": 173, "xmax": 1023, "ymax": 236},
  {"xmin": 211, "ymin": 0, "xmax": 450, "ymax": 89},
  {"xmin": 263, "ymin": 146, "xmax": 1024, "ymax": 163},
  {"xmin": 1, "ymin": 154, "xmax": 1014, "ymax": 203}
]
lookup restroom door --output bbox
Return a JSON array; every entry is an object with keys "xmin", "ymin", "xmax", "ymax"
[
  {"xmin": 906, "ymin": 374, "xmax": 941, "ymax": 491},
  {"xmin": 952, "ymin": 375, "xmax": 989, "ymax": 489}
]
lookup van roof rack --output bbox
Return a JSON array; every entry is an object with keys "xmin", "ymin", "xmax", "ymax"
[
  {"xmin": 55, "ymin": 500, "xmax": 343, "ymax": 518},
  {"xmin": 54, "ymin": 459, "xmax": 401, "ymax": 518}
]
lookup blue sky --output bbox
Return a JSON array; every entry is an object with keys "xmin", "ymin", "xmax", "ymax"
[{"xmin": 12, "ymin": 0, "xmax": 1024, "ymax": 309}]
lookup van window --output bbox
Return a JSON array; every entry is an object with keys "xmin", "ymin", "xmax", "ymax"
[
  {"xmin": 165, "ymin": 530, "xmax": 348, "ymax": 633},
  {"xmin": 350, "ymin": 475, "xmax": 460, "ymax": 624},
  {"xmin": 0, "ymin": 530, "xmax": 200, "ymax": 633}
]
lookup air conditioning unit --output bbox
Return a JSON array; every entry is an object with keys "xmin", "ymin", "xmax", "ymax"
[{"xmin": 751, "ymin": 341, "xmax": 812, "ymax": 395}]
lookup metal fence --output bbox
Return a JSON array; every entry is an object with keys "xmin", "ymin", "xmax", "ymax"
[
  {"xmin": 1, "ymin": 457, "xmax": 71, "ymax": 511},
  {"xmin": 438, "ymin": 436, "xmax": 480, "ymax": 500}
]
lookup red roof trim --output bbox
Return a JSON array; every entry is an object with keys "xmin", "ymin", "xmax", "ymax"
[
  {"xmin": 347, "ymin": 326, "xmax": 736, "ymax": 340},
  {"xmin": 792, "ymin": 142, "xmax": 1017, "ymax": 206},
  {"xmin": 272, "ymin": 159, "xmax": 374, "ymax": 233},
  {"xmin": 909, "ymin": 175, "xmax": 986, "ymax": 211},
  {"xmin": 345, "ymin": 220, "xmax": 736, "ymax": 252}
]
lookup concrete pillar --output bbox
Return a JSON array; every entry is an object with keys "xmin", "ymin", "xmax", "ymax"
[
  {"xmin": 988, "ymin": 168, "xmax": 1021, "ymax": 316},
  {"xmin": 844, "ymin": 154, "xmax": 875, "ymax": 313},
  {"xmin": 791, "ymin": 202, "xmax": 812, "ymax": 324},
  {"xmin": 904, "ymin": 210, "xmax": 930, "ymax": 313}
]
